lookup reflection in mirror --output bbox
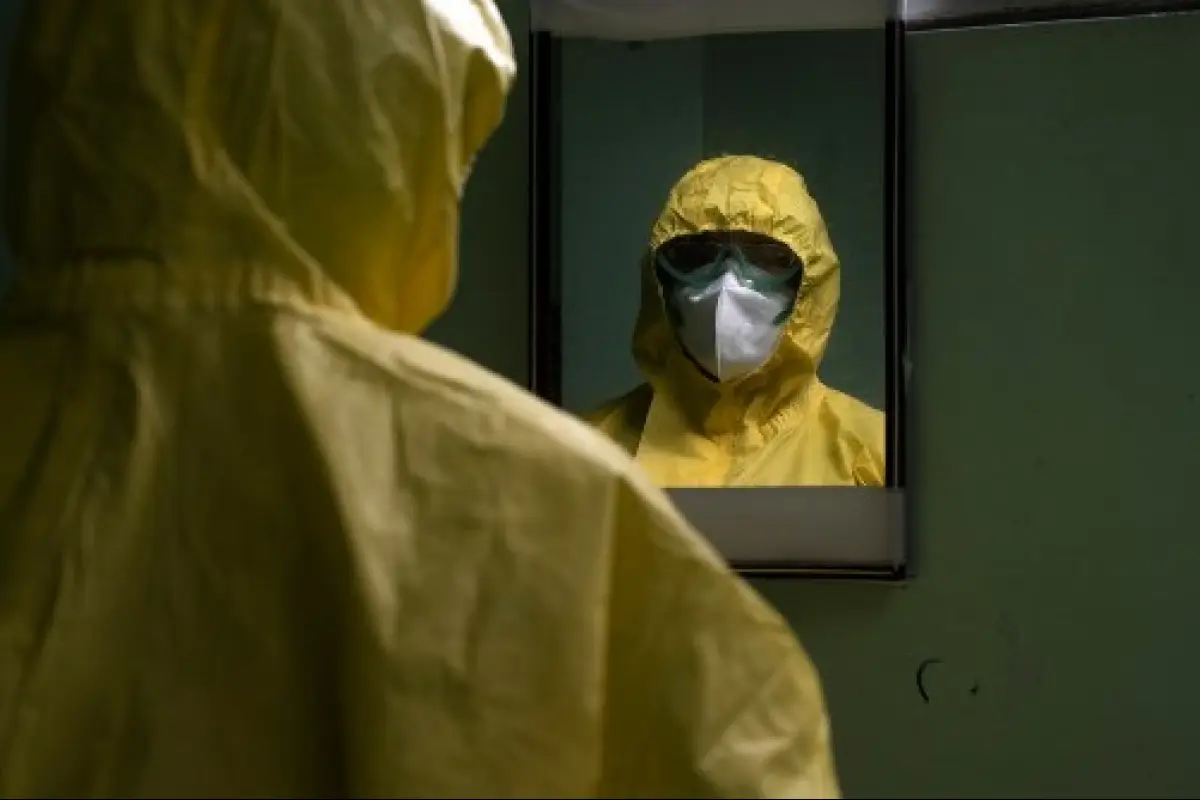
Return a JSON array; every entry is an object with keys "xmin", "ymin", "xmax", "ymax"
[{"xmin": 554, "ymin": 30, "xmax": 891, "ymax": 489}]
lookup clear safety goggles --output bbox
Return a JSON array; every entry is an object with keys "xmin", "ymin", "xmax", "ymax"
[{"xmin": 655, "ymin": 232, "xmax": 803, "ymax": 292}]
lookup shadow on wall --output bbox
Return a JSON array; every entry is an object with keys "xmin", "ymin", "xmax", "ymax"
[{"xmin": 0, "ymin": 0, "xmax": 23, "ymax": 298}]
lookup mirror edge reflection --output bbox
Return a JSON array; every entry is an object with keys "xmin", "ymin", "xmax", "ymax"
[{"xmin": 669, "ymin": 487, "xmax": 908, "ymax": 580}]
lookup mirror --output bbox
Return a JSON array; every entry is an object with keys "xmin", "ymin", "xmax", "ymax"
[{"xmin": 528, "ymin": 3, "xmax": 907, "ymax": 576}]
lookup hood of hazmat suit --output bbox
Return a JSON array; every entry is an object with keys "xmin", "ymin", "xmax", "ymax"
[
  {"xmin": 0, "ymin": 1, "xmax": 840, "ymax": 797},
  {"xmin": 586, "ymin": 155, "xmax": 886, "ymax": 487}
]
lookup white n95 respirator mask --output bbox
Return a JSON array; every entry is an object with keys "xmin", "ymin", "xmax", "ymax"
[{"xmin": 671, "ymin": 268, "xmax": 794, "ymax": 383}]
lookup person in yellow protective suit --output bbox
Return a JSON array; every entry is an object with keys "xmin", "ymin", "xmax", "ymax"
[
  {"xmin": 586, "ymin": 155, "xmax": 886, "ymax": 488},
  {"xmin": 0, "ymin": 2, "xmax": 841, "ymax": 797}
]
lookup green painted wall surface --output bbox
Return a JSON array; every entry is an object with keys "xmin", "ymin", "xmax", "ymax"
[
  {"xmin": 558, "ymin": 30, "xmax": 887, "ymax": 414},
  {"xmin": 757, "ymin": 12, "xmax": 1200, "ymax": 797}
]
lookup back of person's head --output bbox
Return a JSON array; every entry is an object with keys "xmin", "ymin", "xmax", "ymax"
[{"xmin": 7, "ymin": 0, "xmax": 515, "ymax": 332}]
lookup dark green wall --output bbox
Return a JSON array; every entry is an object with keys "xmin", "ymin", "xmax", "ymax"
[{"xmin": 758, "ymin": 12, "xmax": 1200, "ymax": 797}]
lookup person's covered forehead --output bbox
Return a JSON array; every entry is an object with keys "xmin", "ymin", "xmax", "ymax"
[
  {"xmin": 647, "ymin": 156, "xmax": 839, "ymax": 288},
  {"xmin": 650, "ymin": 156, "xmax": 817, "ymax": 250},
  {"xmin": 661, "ymin": 230, "xmax": 789, "ymax": 247},
  {"xmin": 673, "ymin": 157, "xmax": 808, "ymax": 211}
]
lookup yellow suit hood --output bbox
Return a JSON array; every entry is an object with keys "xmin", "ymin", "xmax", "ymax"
[{"xmin": 7, "ymin": 0, "xmax": 514, "ymax": 333}]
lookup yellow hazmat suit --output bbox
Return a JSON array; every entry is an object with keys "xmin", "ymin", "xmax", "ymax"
[
  {"xmin": 587, "ymin": 156, "xmax": 886, "ymax": 487},
  {"xmin": 0, "ymin": 2, "xmax": 839, "ymax": 797}
]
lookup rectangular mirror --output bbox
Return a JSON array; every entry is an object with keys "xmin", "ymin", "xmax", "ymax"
[{"xmin": 527, "ymin": 3, "xmax": 909, "ymax": 578}]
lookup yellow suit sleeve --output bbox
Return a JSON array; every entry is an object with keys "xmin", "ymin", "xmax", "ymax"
[{"xmin": 598, "ymin": 471, "xmax": 842, "ymax": 798}]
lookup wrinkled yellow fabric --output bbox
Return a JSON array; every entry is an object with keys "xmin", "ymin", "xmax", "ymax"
[
  {"xmin": 586, "ymin": 156, "xmax": 886, "ymax": 488},
  {"xmin": 0, "ymin": 2, "xmax": 840, "ymax": 798}
]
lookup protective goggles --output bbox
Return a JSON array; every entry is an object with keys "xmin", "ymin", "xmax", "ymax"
[{"xmin": 654, "ymin": 232, "xmax": 803, "ymax": 291}]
